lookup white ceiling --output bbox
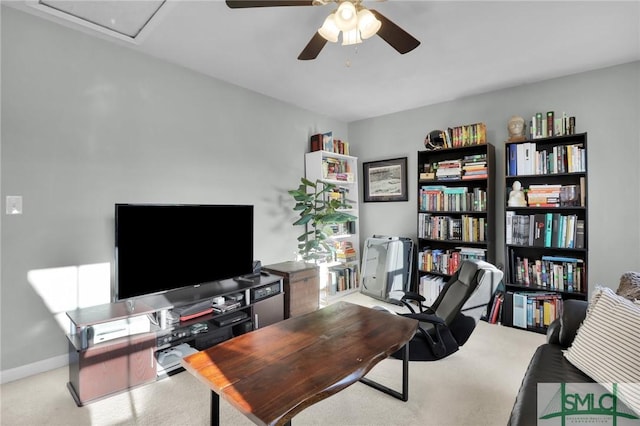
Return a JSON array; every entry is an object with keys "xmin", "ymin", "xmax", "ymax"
[{"xmin": 6, "ymin": 0, "xmax": 640, "ymax": 122}]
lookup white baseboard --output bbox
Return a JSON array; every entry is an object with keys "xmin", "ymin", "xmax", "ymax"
[{"xmin": 1, "ymin": 354, "xmax": 68, "ymax": 384}]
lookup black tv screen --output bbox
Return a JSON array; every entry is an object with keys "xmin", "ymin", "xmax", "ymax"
[{"xmin": 114, "ymin": 204, "xmax": 254, "ymax": 301}]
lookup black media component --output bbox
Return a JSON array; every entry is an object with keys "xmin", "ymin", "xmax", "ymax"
[
  {"xmin": 213, "ymin": 311, "xmax": 248, "ymax": 327},
  {"xmin": 251, "ymin": 282, "xmax": 281, "ymax": 302},
  {"xmin": 233, "ymin": 321, "xmax": 253, "ymax": 336},
  {"xmin": 114, "ymin": 204, "xmax": 254, "ymax": 301},
  {"xmin": 194, "ymin": 328, "xmax": 233, "ymax": 351}
]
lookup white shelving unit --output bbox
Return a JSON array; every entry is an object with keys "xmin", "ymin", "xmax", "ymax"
[{"xmin": 304, "ymin": 151, "xmax": 360, "ymax": 305}]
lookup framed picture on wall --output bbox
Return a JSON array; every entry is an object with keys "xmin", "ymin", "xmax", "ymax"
[{"xmin": 362, "ymin": 157, "xmax": 408, "ymax": 202}]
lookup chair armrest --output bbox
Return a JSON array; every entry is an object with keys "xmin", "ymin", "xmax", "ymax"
[
  {"xmin": 546, "ymin": 318, "xmax": 561, "ymax": 344},
  {"xmin": 401, "ymin": 291, "xmax": 425, "ymax": 303},
  {"xmin": 549, "ymin": 299, "xmax": 589, "ymax": 348},
  {"xmin": 404, "ymin": 312, "xmax": 445, "ymax": 325},
  {"xmin": 400, "ymin": 292, "xmax": 435, "ymax": 314}
]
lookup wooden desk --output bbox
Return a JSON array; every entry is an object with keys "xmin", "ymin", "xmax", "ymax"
[{"xmin": 181, "ymin": 301, "xmax": 418, "ymax": 426}]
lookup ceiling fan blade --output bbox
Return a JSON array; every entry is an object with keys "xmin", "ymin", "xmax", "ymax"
[
  {"xmin": 369, "ymin": 9, "xmax": 420, "ymax": 54},
  {"xmin": 298, "ymin": 32, "xmax": 328, "ymax": 60},
  {"xmin": 226, "ymin": 0, "xmax": 314, "ymax": 8}
]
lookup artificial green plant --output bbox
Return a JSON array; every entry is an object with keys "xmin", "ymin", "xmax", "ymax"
[{"xmin": 288, "ymin": 177, "xmax": 357, "ymax": 262}]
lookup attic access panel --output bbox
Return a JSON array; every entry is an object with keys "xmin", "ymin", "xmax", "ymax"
[{"xmin": 38, "ymin": 0, "xmax": 165, "ymax": 39}]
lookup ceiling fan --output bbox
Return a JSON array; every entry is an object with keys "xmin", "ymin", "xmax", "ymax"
[{"xmin": 225, "ymin": 0, "xmax": 420, "ymax": 60}]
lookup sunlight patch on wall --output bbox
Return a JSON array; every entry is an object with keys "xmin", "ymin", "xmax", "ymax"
[{"xmin": 28, "ymin": 263, "xmax": 111, "ymax": 332}]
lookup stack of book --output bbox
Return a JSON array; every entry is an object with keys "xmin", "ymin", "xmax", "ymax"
[
  {"xmin": 526, "ymin": 184, "xmax": 561, "ymax": 207},
  {"xmin": 436, "ymin": 159, "xmax": 462, "ymax": 180},
  {"xmin": 334, "ymin": 241, "xmax": 357, "ymax": 263},
  {"xmin": 461, "ymin": 154, "xmax": 488, "ymax": 179}
]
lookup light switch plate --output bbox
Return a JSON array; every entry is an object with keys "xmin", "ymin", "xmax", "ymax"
[{"xmin": 6, "ymin": 196, "xmax": 23, "ymax": 215}]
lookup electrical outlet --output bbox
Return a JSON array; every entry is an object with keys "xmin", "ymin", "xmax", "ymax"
[{"xmin": 6, "ymin": 196, "xmax": 23, "ymax": 215}]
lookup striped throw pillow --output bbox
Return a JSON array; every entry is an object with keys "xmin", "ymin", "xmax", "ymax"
[{"xmin": 564, "ymin": 286, "xmax": 640, "ymax": 415}]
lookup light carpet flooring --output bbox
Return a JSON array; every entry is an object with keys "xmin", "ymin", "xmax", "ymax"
[{"xmin": 0, "ymin": 291, "xmax": 545, "ymax": 425}]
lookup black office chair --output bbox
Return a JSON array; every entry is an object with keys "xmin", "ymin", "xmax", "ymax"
[{"xmin": 389, "ymin": 259, "xmax": 503, "ymax": 361}]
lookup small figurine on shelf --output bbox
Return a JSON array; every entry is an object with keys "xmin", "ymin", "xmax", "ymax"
[
  {"xmin": 507, "ymin": 115, "xmax": 527, "ymax": 141},
  {"xmin": 508, "ymin": 181, "xmax": 527, "ymax": 207}
]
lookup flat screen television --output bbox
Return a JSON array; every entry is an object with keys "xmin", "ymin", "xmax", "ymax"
[{"xmin": 114, "ymin": 203, "xmax": 254, "ymax": 301}]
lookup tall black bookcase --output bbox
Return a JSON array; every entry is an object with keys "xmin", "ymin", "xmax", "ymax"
[
  {"xmin": 416, "ymin": 143, "xmax": 496, "ymax": 290},
  {"xmin": 503, "ymin": 133, "xmax": 588, "ymax": 333}
]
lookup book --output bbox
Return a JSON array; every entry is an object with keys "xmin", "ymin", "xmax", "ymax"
[
  {"xmin": 535, "ymin": 112, "xmax": 543, "ymax": 139},
  {"xmin": 310, "ymin": 133, "xmax": 323, "ymax": 152},
  {"xmin": 551, "ymin": 213, "xmax": 561, "ymax": 247},
  {"xmin": 532, "ymin": 213, "xmax": 546, "ymax": 247},
  {"xmin": 508, "ymin": 144, "xmax": 517, "ymax": 176},
  {"xmin": 512, "ymin": 293, "xmax": 528, "ymax": 328},
  {"xmin": 489, "ymin": 293, "xmax": 503, "ymax": 324},
  {"xmin": 575, "ymin": 219, "xmax": 585, "ymax": 249},
  {"xmin": 544, "ymin": 213, "xmax": 553, "ymax": 247},
  {"xmin": 502, "ymin": 292, "xmax": 513, "ymax": 327},
  {"xmin": 506, "ymin": 211, "xmax": 515, "ymax": 244},
  {"xmin": 546, "ymin": 111, "xmax": 554, "ymax": 137}
]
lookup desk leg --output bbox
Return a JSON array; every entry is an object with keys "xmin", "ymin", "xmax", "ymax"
[
  {"xmin": 211, "ymin": 391, "xmax": 220, "ymax": 426},
  {"xmin": 359, "ymin": 342, "xmax": 409, "ymax": 402}
]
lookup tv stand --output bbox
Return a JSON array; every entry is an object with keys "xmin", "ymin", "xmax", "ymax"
[{"xmin": 65, "ymin": 274, "xmax": 284, "ymax": 406}]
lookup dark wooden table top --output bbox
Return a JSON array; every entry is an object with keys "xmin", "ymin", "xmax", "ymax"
[{"xmin": 181, "ymin": 301, "xmax": 418, "ymax": 426}]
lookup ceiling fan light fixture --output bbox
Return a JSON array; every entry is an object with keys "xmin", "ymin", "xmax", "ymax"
[
  {"xmin": 341, "ymin": 27, "xmax": 362, "ymax": 46},
  {"xmin": 357, "ymin": 8, "xmax": 381, "ymax": 40},
  {"xmin": 334, "ymin": 1, "xmax": 357, "ymax": 32},
  {"xmin": 318, "ymin": 13, "xmax": 340, "ymax": 43}
]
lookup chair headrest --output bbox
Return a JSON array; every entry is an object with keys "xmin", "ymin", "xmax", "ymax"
[{"xmin": 456, "ymin": 260, "xmax": 503, "ymax": 288}]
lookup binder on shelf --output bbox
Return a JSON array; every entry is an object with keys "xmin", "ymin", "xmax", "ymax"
[
  {"xmin": 508, "ymin": 144, "xmax": 517, "ymax": 176},
  {"xmin": 512, "ymin": 293, "xmax": 528, "ymax": 329}
]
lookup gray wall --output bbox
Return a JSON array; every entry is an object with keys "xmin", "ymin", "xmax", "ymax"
[
  {"xmin": 351, "ymin": 61, "xmax": 640, "ymax": 295},
  {"xmin": 1, "ymin": 7, "xmax": 346, "ymax": 375},
  {"xmin": 2, "ymin": 5, "xmax": 640, "ymax": 379}
]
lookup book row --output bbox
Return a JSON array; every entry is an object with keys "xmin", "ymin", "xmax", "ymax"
[
  {"xmin": 506, "ymin": 212, "xmax": 585, "ymax": 249},
  {"xmin": 530, "ymin": 111, "xmax": 576, "ymax": 140},
  {"xmin": 327, "ymin": 187, "xmax": 352, "ymax": 205},
  {"xmin": 499, "ymin": 291, "xmax": 564, "ymax": 330},
  {"xmin": 420, "ymin": 185, "xmax": 487, "ymax": 212},
  {"xmin": 418, "ymin": 213, "xmax": 487, "ymax": 243},
  {"xmin": 515, "ymin": 183, "xmax": 584, "ymax": 208},
  {"xmin": 421, "ymin": 154, "xmax": 488, "ymax": 181},
  {"xmin": 324, "ymin": 221, "xmax": 357, "ymax": 238},
  {"xmin": 332, "ymin": 241, "xmax": 357, "ymax": 263},
  {"xmin": 321, "ymin": 157, "xmax": 354, "ymax": 182},
  {"xmin": 507, "ymin": 142, "xmax": 585, "ymax": 176},
  {"xmin": 508, "ymin": 254, "xmax": 585, "ymax": 293},
  {"xmin": 417, "ymin": 246, "xmax": 487, "ymax": 276},
  {"xmin": 325, "ymin": 264, "xmax": 359, "ymax": 295},
  {"xmin": 434, "ymin": 122, "xmax": 487, "ymax": 148},
  {"xmin": 418, "ymin": 274, "xmax": 447, "ymax": 307},
  {"xmin": 310, "ymin": 132, "xmax": 350, "ymax": 155}
]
